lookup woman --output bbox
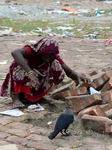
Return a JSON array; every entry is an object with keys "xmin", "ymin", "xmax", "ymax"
[{"xmin": 1, "ymin": 37, "xmax": 90, "ymax": 108}]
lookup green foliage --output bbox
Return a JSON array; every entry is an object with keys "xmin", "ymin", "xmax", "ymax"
[{"xmin": 0, "ymin": 18, "xmax": 112, "ymax": 39}]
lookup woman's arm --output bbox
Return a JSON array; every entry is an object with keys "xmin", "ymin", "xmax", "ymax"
[
  {"xmin": 11, "ymin": 48, "xmax": 32, "ymax": 73},
  {"xmin": 62, "ymin": 63, "xmax": 91, "ymax": 83},
  {"xmin": 11, "ymin": 48, "xmax": 40, "ymax": 90}
]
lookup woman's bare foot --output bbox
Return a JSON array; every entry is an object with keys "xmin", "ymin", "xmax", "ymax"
[
  {"xmin": 10, "ymin": 92, "xmax": 25, "ymax": 108},
  {"xmin": 13, "ymin": 99, "xmax": 25, "ymax": 108}
]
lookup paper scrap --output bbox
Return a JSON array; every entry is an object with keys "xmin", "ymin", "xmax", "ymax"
[
  {"xmin": 0, "ymin": 61, "xmax": 7, "ymax": 64},
  {"xmin": 0, "ymin": 108, "xmax": 24, "ymax": 116},
  {"xmin": 28, "ymin": 103, "xmax": 44, "ymax": 111},
  {"xmin": 90, "ymin": 87, "xmax": 101, "ymax": 95},
  {"xmin": 0, "ymin": 144, "xmax": 18, "ymax": 150},
  {"xmin": 47, "ymin": 121, "xmax": 52, "ymax": 125}
]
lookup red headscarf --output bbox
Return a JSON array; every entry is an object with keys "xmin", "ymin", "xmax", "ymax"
[{"xmin": 26, "ymin": 37, "xmax": 59, "ymax": 56}]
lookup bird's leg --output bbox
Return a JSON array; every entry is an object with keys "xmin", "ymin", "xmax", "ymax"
[
  {"xmin": 60, "ymin": 130, "xmax": 66, "ymax": 136},
  {"xmin": 64, "ymin": 128, "xmax": 71, "ymax": 136}
]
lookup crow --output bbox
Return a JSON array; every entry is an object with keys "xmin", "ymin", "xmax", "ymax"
[{"xmin": 48, "ymin": 107, "xmax": 74, "ymax": 140}]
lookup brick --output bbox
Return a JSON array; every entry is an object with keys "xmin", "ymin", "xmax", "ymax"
[
  {"xmin": 0, "ymin": 140, "xmax": 10, "ymax": 145},
  {"xmin": 106, "ymin": 145, "xmax": 112, "ymax": 150},
  {"xmin": 102, "ymin": 67, "xmax": 112, "ymax": 73},
  {"xmin": 5, "ymin": 129, "xmax": 31, "ymax": 138},
  {"xmin": 65, "ymin": 95, "xmax": 90, "ymax": 105},
  {"xmin": 89, "ymin": 70, "xmax": 102, "ymax": 76},
  {"xmin": 56, "ymin": 148, "xmax": 73, "ymax": 150},
  {"xmin": 105, "ymin": 121, "xmax": 112, "ymax": 133},
  {"xmin": 109, "ymin": 76, "xmax": 112, "ymax": 86},
  {"xmin": 81, "ymin": 114, "xmax": 111, "ymax": 133},
  {"xmin": 105, "ymin": 109, "xmax": 112, "ymax": 119},
  {"xmin": 27, "ymin": 141, "xmax": 57, "ymax": 150},
  {"xmin": 6, "ymin": 122, "xmax": 33, "ymax": 130},
  {"xmin": 101, "ymin": 81, "xmax": 111, "ymax": 92},
  {"xmin": 76, "ymin": 81, "xmax": 91, "ymax": 89},
  {"xmin": 29, "ymin": 126, "xmax": 51, "ymax": 136},
  {"xmin": 0, "ymin": 116, "xmax": 12, "ymax": 125},
  {"xmin": 105, "ymin": 71, "xmax": 112, "ymax": 78},
  {"xmin": 0, "ymin": 131, "xmax": 10, "ymax": 139},
  {"xmin": 78, "ymin": 105, "xmax": 107, "ymax": 118},
  {"xmin": 62, "ymin": 87, "xmax": 88, "ymax": 97},
  {"xmin": 101, "ymin": 77, "xmax": 112, "ymax": 92},
  {"xmin": 99, "ymin": 103, "xmax": 111, "ymax": 112},
  {"xmin": 26, "ymin": 134, "xmax": 48, "ymax": 142},
  {"xmin": 73, "ymin": 93, "xmax": 102, "ymax": 113},
  {"xmin": 91, "ymin": 72, "xmax": 109, "ymax": 90},
  {"xmin": 51, "ymin": 81, "xmax": 76, "ymax": 99},
  {"xmin": 101, "ymin": 90, "xmax": 112, "ymax": 104},
  {"xmin": 5, "ymin": 135, "xmax": 27, "ymax": 144}
]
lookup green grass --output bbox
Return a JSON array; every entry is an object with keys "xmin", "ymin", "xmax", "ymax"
[{"xmin": 0, "ymin": 18, "xmax": 112, "ymax": 39}]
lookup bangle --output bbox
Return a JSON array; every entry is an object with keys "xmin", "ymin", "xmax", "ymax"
[{"xmin": 28, "ymin": 70, "xmax": 34, "ymax": 76}]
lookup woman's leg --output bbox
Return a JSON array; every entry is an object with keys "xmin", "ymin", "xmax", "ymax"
[{"xmin": 10, "ymin": 91, "xmax": 25, "ymax": 108}]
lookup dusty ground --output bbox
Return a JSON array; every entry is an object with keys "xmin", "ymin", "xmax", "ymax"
[{"xmin": 0, "ymin": 0, "xmax": 112, "ymax": 150}]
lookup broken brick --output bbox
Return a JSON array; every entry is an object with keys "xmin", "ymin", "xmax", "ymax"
[
  {"xmin": 62, "ymin": 87, "xmax": 88, "ymax": 97},
  {"xmin": 72, "ymin": 93, "xmax": 102, "ymax": 113},
  {"xmin": 91, "ymin": 72, "xmax": 109, "ymax": 90},
  {"xmin": 51, "ymin": 81, "xmax": 76, "ymax": 99},
  {"xmin": 99, "ymin": 103, "xmax": 111, "ymax": 112},
  {"xmin": 81, "ymin": 114, "xmax": 112, "ymax": 133},
  {"xmin": 105, "ymin": 121, "xmax": 112, "ymax": 133},
  {"xmin": 101, "ymin": 77, "xmax": 112, "ymax": 92},
  {"xmin": 65, "ymin": 95, "xmax": 90, "ymax": 105},
  {"xmin": 78, "ymin": 105, "xmax": 107, "ymax": 118},
  {"xmin": 101, "ymin": 90, "xmax": 112, "ymax": 104},
  {"xmin": 101, "ymin": 81, "xmax": 111, "ymax": 92},
  {"xmin": 105, "ymin": 109, "xmax": 112, "ymax": 119}
]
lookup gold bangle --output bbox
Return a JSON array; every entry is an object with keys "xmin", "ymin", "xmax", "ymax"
[
  {"xmin": 28, "ymin": 70, "xmax": 34, "ymax": 76},
  {"xmin": 28, "ymin": 72, "xmax": 34, "ymax": 76}
]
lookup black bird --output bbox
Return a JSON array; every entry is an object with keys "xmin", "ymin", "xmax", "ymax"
[{"xmin": 48, "ymin": 107, "xmax": 74, "ymax": 140}]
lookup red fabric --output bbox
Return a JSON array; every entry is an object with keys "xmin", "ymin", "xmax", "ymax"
[
  {"xmin": 56, "ymin": 56, "xmax": 64, "ymax": 65},
  {"xmin": 13, "ymin": 46, "xmax": 64, "ymax": 102},
  {"xmin": 24, "ymin": 46, "xmax": 64, "ymax": 66},
  {"xmin": 14, "ymin": 81, "xmax": 53, "ymax": 102},
  {"xmin": 24, "ymin": 46, "xmax": 38, "ymax": 68}
]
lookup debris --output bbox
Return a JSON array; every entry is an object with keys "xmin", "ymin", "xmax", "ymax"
[
  {"xmin": 47, "ymin": 121, "xmax": 52, "ymax": 125},
  {"xmin": 0, "ymin": 28, "xmax": 12, "ymax": 36},
  {"xmin": 0, "ymin": 144, "xmax": 18, "ymax": 150},
  {"xmin": 61, "ymin": 6, "xmax": 76, "ymax": 13},
  {"xmin": 0, "ymin": 61, "xmax": 7, "ymax": 65},
  {"xmin": 105, "ymin": 37, "xmax": 111, "ymax": 46},
  {"xmin": 28, "ymin": 103, "xmax": 44, "ymax": 111},
  {"xmin": 0, "ymin": 109, "xmax": 24, "ymax": 116},
  {"xmin": 90, "ymin": 87, "xmax": 101, "ymax": 95},
  {"xmin": 76, "ymin": 49, "xmax": 92, "ymax": 52}
]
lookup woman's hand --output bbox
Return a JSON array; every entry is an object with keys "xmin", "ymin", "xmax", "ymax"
[
  {"xmin": 77, "ymin": 74, "xmax": 91, "ymax": 84},
  {"xmin": 62, "ymin": 63, "xmax": 91, "ymax": 84},
  {"xmin": 29, "ymin": 73, "xmax": 40, "ymax": 91}
]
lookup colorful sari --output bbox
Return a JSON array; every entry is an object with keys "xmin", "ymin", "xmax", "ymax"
[{"xmin": 1, "ymin": 37, "xmax": 65, "ymax": 102}]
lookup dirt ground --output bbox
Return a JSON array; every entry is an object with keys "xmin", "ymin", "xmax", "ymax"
[{"xmin": 0, "ymin": 0, "xmax": 112, "ymax": 149}]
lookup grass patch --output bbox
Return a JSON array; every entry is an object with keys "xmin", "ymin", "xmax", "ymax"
[{"xmin": 0, "ymin": 18, "xmax": 112, "ymax": 39}]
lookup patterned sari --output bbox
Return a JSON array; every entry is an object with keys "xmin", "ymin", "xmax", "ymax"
[{"xmin": 1, "ymin": 37, "xmax": 65, "ymax": 102}]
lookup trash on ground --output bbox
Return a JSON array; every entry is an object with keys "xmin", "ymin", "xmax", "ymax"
[
  {"xmin": 28, "ymin": 103, "xmax": 44, "ymax": 111},
  {"xmin": 90, "ymin": 87, "xmax": 101, "ymax": 95},
  {"xmin": 76, "ymin": 49, "xmax": 92, "ymax": 52},
  {"xmin": 105, "ymin": 37, "xmax": 111, "ymax": 46},
  {"xmin": 0, "ymin": 27, "xmax": 12, "ymax": 36},
  {"xmin": 0, "ymin": 144, "xmax": 18, "ymax": 150},
  {"xmin": 0, "ymin": 109, "xmax": 24, "ymax": 116},
  {"xmin": 61, "ymin": 6, "xmax": 76, "ymax": 13},
  {"xmin": 47, "ymin": 121, "xmax": 52, "ymax": 125},
  {"xmin": 0, "ymin": 61, "xmax": 7, "ymax": 65}
]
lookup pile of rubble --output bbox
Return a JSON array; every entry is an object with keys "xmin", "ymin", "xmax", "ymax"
[{"xmin": 51, "ymin": 67, "xmax": 112, "ymax": 134}]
